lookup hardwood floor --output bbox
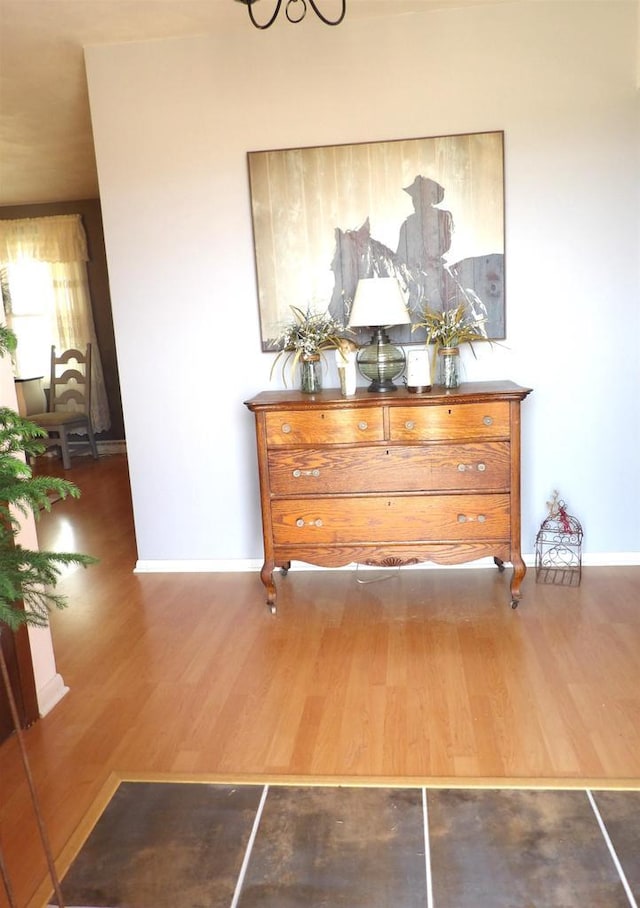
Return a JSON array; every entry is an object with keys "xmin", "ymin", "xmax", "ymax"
[{"xmin": 1, "ymin": 452, "xmax": 639, "ymax": 905}]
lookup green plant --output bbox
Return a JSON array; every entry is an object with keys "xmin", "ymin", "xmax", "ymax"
[
  {"xmin": 0, "ymin": 325, "xmax": 95, "ymax": 631},
  {"xmin": 270, "ymin": 305, "xmax": 351, "ymax": 384}
]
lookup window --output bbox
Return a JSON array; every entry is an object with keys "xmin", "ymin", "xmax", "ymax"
[{"xmin": 2, "ymin": 260, "xmax": 55, "ymax": 378}]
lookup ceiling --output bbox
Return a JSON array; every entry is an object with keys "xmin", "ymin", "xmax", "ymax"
[{"xmin": 0, "ymin": 0, "xmax": 513, "ymax": 208}]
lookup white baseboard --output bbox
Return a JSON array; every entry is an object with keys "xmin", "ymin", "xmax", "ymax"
[
  {"xmin": 135, "ymin": 559, "xmax": 265, "ymax": 573},
  {"xmin": 97, "ymin": 439, "xmax": 126, "ymax": 455},
  {"xmin": 37, "ymin": 672, "xmax": 69, "ymax": 717},
  {"xmin": 581, "ymin": 552, "xmax": 640, "ymax": 566},
  {"xmin": 134, "ymin": 553, "xmax": 640, "ymax": 574}
]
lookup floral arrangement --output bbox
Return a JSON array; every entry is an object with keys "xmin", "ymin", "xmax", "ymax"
[
  {"xmin": 411, "ymin": 303, "xmax": 493, "ymax": 385},
  {"xmin": 412, "ymin": 303, "xmax": 488, "ymax": 351},
  {"xmin": 270, "ymin": 305, "xmax": 351, "ymax": 382},
  {"xmin": 545, "ymin": 490, "xmax": 574, "ymax": 535}
]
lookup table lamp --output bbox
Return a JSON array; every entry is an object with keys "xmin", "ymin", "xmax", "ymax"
[{"xmin": 348, "ymin": 277, "xmax": 411, "ymax": 392}]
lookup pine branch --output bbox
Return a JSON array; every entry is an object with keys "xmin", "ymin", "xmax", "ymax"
[
  {"xmin": 0, "ymin": 547, "xmax": 96, "ymax": 629},
  {"xmin": 0, "ymin": 323, "xmax": 97, "ymax": 632}
]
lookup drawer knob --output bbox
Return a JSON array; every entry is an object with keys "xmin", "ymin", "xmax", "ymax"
[
  {"xmin": 483, "ymin": 416, "xmax": 493, "ymax": 426},
  {"xmin": 457, "ymin": 514, "xmax": 467, "ymax": 523},
  {"xmin": 457, "ymin": 462, "xmax": 487, "ymax": 473},
  {"xmin": 405, "ymin": 420, "xmax": 415, "ymax": 430},
  {"xmin": 458, "ymin": 513, "xmax": 486, "ymax": 523},
  {"xmin": 281, "ymin": 422, "xmax": 292, "ymax": 434},
  {"xmin": 292, "ymin": 469, "xmax": 320, "ymax": 478},
  {"xmin": 358, "ymin": 421, "xmax": 368, "ymax": 431},
  {"xmin": 295, "ymin": 517, "xmax": 323, "ymax": 528}
]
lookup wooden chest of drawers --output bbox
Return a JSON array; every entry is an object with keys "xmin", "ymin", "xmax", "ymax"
[{"xmin": 245, "ymin": 381, "xmax": 532, "ymax": 613}]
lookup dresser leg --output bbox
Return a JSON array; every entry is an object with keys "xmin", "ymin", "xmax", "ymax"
[
  {"xmin": 510, "ymin": 556, "xmax": 527, "ymax": 609},
  {"xmin": 494, "ymin": 556, "xmax": 506, "ymax": 573},
  {"xmin": 261, "ymin": 561, "xmax": 277, "ymax": 615}
]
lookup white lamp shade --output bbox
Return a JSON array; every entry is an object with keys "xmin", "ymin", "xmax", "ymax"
[{"xmin": 348, "ymin": 277, "xmax": 411, "ymax": 328}]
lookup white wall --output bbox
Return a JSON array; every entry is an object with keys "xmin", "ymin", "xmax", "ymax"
[{"xmin": 85, "ymin": 0, "xmax": 640, "ymax": 566}]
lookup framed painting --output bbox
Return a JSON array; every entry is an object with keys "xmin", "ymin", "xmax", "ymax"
[{"xmin": 248, "ymin": 130, "xmax": 505, "ymax": 349}]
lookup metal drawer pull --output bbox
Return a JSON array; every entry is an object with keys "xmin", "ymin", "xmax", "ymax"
[
  {"xmin": 292, "ymin": 469, "xmax": 320, "ymax": 478},
  {"xmin": 358, "ymin": 421, "xmax": 368, "ymax": 431},
  {"xmin": 296, "ymin": 517, "xmax": 323, "ymax": 528},
  {"xmin": 458, "ymin": 514, "xmax": 487, "ymax": 523},
  {"xmin": 483, "ymin": 416, "xmax": 493, "ymax": 426},
  {"xmin": 457, "ymin": 462, "xmax": 487, "ymax": 472},
  {"xmin": 405, "ymin": 420, "xmax": 415, "ymax": 430},
  {"xmin": 281, "ymin": 423, "xmax": 292, "ymax": 434}
]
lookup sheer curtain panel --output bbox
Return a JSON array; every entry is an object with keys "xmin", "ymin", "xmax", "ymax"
[{"xmin": 0, "ymin": 214, "xmax": 110, "ymax": 432}]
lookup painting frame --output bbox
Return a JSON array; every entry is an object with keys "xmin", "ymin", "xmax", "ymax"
[{"xmin": 247, "ymin": 130, "xmax": 505, "ymax": 350}]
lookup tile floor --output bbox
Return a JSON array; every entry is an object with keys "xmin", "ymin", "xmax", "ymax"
[{"xmin": 53, "ymin": 781, "xmax": 639, "ymax": 908}]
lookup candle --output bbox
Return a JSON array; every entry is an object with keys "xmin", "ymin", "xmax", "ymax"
[{"xmin": 406, "ymin": 348, "xmax": 431, "ymax": 392}]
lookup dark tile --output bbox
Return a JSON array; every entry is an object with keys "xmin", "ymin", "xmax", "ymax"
[
  {"xmin": 57, "ymin": 781, "xmax": 640, "ymax": 908},
  {"xmin": 60, "ymin": 781, "xmax": 264, "ymax": 908},
  {"xmin": 237, "ymin": 785, "xmax": 426, "ymax": 907},
  {"xmin": 592, "ymin": 789, "xmax": 640, "ymax": 899},
  {"xmin": 427, "ymin": 788, "xmax": 631, "ymax": 907}
]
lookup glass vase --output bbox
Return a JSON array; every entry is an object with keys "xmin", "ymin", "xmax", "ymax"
[
  {"xmin": 437, "ymin": 347, "xmax": 460, "ymax": 389},
  {"xmin": 300, "ymin": 354, "xmax": 322, "ymax": 393}
]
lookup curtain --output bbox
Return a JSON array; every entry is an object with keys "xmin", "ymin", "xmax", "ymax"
[
  {"xmin": 0, "ymin": 215, "xmax": 110, "ymax": 433},
  {"xmin": 0, "ymin": 214, "xmax": 89, "ymax": 264}
]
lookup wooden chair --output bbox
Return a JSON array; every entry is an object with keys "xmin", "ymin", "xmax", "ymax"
[{"xmin": 28, "ymin": 345, "xmax": 99, "ymax": 469}]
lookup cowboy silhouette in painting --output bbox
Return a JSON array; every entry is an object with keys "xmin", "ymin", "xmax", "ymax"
[
  {"xmin": 328, "ymin": 176, "xmax": 504, "ymax": 344},
  {"xmin": 396, "ymin": 176, "xmax": 453, "ymax": 313}
]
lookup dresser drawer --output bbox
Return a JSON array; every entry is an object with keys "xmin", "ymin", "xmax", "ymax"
[
  {"xmin": 390, "ymin": 402, "xmax": 510, "ymax": 442},
  {"xmin": 271, "ymin": 494, "xmax": 510, "ymax": 544},
  {"xmin": 421, "ymin": 441, "xmax": 510, "ymax": 490},
  {"xmin": 268, "ymin": 442, "xmax": 510, "ymax": 495},
  {"xmin": 265, "ymin": 408, "xmax": 384, "ymax": 445}
]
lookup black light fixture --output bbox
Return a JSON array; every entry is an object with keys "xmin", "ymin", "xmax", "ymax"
[{"xmin": 238, "ymin": 0, "xmax": 346, "ymax": 29}]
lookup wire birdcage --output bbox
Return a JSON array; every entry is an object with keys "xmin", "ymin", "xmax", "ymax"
[{"xmin": 535, "ymin": 492, "xmax": 583, "ymax": 586}]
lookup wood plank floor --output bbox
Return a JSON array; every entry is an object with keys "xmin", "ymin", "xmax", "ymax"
[{"xmin": 1, "ymin": 453, "xmax": 639, "ymax": 905}]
